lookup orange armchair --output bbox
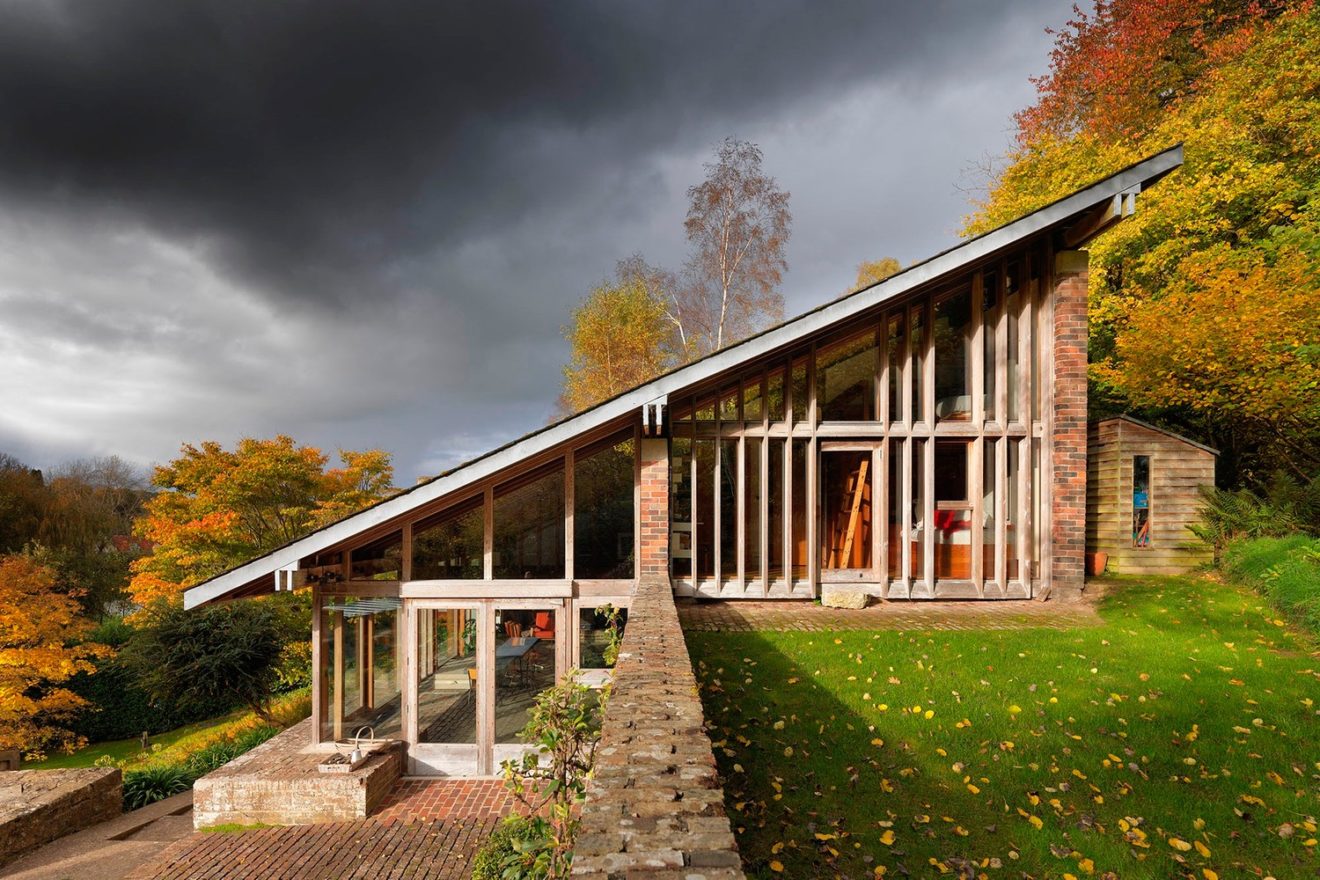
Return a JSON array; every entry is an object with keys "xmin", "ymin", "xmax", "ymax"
[{"xmin": 532, "ymin": 611, "xmax": 555, "ymax": 639}]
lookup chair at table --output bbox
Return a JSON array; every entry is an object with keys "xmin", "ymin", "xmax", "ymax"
[{"xmin": 532, "ymin": 612, "xmax": 555, "ymax": 639}]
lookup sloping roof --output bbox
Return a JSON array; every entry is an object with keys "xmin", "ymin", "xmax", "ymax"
[
  {"xmin": 184, "ymin": 144, "xmax": 1183, "ymax": 609},
  {"xmin": 1094, "ymin": 414, "xmax": 1219, "ymax": 456}
]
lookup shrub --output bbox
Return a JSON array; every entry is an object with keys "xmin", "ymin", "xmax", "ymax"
[
  {"xmin": 470, "ymin": 816, "xmax": 549, "ymax": 880},
  {"xmin": 1222, "ymin": 535, "xmax": 1320, "ymax": 634},
  {"xmin": 122, "ymin": 764, "xmax": 191, "ymax": 810},
  {"xmin": 1194, "ymin": 471, "xmax": 1320, "ymax": 558}
]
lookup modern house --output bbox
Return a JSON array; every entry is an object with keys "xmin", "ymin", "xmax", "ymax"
[{"xmin": 184, "ymin": 146, "xmax": 1184, "ymax": 779}]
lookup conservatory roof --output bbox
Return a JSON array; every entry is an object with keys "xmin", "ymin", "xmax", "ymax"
[{"xmin": 184, "ymin": 144, "xmax": 1183, "ymax": 609}]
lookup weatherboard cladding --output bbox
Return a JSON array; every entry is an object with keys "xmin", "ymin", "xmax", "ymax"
[{"xmin": 184, "ymin": 145, "xmax": 1184, "ymax": 609}]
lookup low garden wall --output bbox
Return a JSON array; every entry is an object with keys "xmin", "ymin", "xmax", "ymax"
[
  {"xmin": 571, "ymin": 575, "xmax": 745, "ymax": 878},
  {"xmin": 0, "ymin": 767, "xmax": 122, "ymax": 868},
  {"xmin": 192, "ymin": 718, "xmax": 404, "ymax": 828}
]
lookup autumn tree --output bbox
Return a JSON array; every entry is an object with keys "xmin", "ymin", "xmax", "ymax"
[
  {"xmin": 964, "ymin": 0, "xmax": 1317, "ymax": 483},
  {"xmin": 0, "ymin": 453, "xmax": 45, "ymax": 553},
  {"xmin": 684, "ymin": 138, "xmax": 791, "ymax": 353},
  {"xmin": 846, "ymin": 257, "xmax": 902, "ymax": 296},
  {"xmin": 129, "ymin": 436, "xmax": 394, "ymax": 607},
  {"xmin": 0, "ymin": 554, "xmax": 111, "ymax": 759},
  {"xmin": 559, "ymin": 261, "xmax": 689, "ymax": 413}
]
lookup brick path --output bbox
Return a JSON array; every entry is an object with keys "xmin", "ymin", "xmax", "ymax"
[
  {"xmin": 126, "ymin": 781, "xmax": 516, "ymax": 880},
  {"xmin": 678, "ymin": 597, "xmax": 1100, "ymax": 632}
]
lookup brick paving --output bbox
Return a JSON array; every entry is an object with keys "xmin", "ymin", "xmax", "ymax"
[
  {"xmin": 677, "ymin": 596, "xmax": 1100, "ymax": 632},
  {"xmin": 126, "ymin": 781, "xmax": 516, "ymax": 880}
]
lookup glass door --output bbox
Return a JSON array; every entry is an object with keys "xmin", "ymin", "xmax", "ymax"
[
  {"xmin": 492, "ymin": 603, "xmax": 564, "ymax": 766},
  {"xmin": 408, "ymin": 602, "xmax": 482, "ymax": 776}
]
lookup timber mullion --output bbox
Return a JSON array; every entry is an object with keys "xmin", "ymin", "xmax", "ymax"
[
  {"xmin": 736, "ymin": 436, "xmax": 746, "ymax": 591},
  {"xmin": 995, "ymin": 436, "xmax": 1008, "ymax": 593},
  {"xmin": 922, "ymin": 438, "xmax": 935, "ymax": 597},
  {"xmin": 564, "ymin": 450, "xmax": 575, "ymax": 583},
  {"xmin": 310, "ymin": 586, "xmax": 322, "ymax": 745},
  {"xmin": 477, "ymin": 603, "xmax": 494, "ymax": 776},
  {"xmin": 403, "ymin": 602, "xmax": 419, "ymax": 747},
  {"xmin": 901, "ymin": 438, "xmax": 912, "ymax": 590},
  {"xmin": 483, "ymin": 486, "xmax": 494, "ymax": 580},
  {"xmin": 759, "ymin": 434, "xmax": 769, "ymax": 594},
  {"xmin": 970, "ymin": 435, "xmax": 984, "ymax": 596}
]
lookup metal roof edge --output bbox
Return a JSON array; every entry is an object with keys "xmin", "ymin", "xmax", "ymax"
[{"xmin": 184, "ymin": 145, "xmax": 1184, "ymax": 609}]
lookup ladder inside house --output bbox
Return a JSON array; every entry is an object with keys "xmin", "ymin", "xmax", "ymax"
[{"xmin": 826, "ymin": 458, "xmax": 870, "ymax": 569}]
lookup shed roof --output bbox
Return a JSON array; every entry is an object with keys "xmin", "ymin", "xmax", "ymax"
[
  {"xmin": 184, "ymin": 144, "xmax": 1183, "ymax": 609},
  {"xmin": 1092, "ymin": 414, "xmax": 1219, "ymax": 456}
]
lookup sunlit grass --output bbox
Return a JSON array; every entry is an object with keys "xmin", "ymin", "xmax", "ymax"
[{"xmin": 688, "ymin": 575, "xmax": 1319, "ymax": 879}]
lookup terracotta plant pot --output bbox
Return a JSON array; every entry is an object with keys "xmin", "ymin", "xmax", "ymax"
[{"xmin": 1086, "ymin": 551, "xmax": 1109, "ymax": 576}]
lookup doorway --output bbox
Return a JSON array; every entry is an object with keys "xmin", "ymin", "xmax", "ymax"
[{"xmin": 819, "ymin": 444, "xmax": 880, "ymax": 574}]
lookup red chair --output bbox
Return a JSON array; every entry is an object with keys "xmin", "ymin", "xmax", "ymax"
[{"xmin": 532, "ymin": 612, "xmax": 555, "ymax": 639}]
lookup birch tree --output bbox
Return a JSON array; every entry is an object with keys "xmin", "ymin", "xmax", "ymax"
[{"xmin": 683, "ymin": 138, "xmax": 791, "ymax": 353}]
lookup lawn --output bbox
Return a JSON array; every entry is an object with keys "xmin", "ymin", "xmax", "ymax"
[{"xmin": 688, "ymin": 575, "xmax": 1320, "ymax": 879}]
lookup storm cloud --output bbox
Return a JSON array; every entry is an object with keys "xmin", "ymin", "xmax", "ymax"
[{"xmin": 0, "ymin": 0, "xmax": 1070, "ymax": 480}]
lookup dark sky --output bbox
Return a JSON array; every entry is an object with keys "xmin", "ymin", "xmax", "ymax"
[{"xmin": 0, "ymin": 0, "xmax": 1070, "ymax": 482}]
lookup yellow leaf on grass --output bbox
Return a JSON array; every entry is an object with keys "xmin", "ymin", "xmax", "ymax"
[
  {"xmin": 880, "ymin": 830, "xmax": 896, "ymax": 845},
  {"xmin": 770, "ymin": 860, "xmax": 784, "ymax": 873},
  {"xmin": 1194, "ymin": 841, "xmax": 1211, "ymax": 857},
  {"xmin": 1202, "ymin": 870, "xmax": 1218, "ymax": 880},
  {"xmin": 967, "ymin": 784, "xmax": 981, "ymax": 794},
  {"xmin": 1028, "ymin": 815, "xmax": 1044, "ymax": 830},
  {"xmin": 1168, "ymin": 838, "xmax": 1193, "ymax": 851}
]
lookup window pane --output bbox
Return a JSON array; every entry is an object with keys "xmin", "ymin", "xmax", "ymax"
[
  {"xmin": 696, "ymin": 398, "xmax": 716, "ymax": 422},
  {"xmin": 369, "ymin": 607, "xmax": 401, "ymax": 738},
  {"xmin": 911, "ymin": 439, "xmax": 926, "ymax": 579},
  {"xmin": 821, "ymin": 451, "xmax": 872, "ymax": 570},
  {"xmin": 767, "ymin": 369, "xmax": 786, "ymax": 422},
  {"xmin": 934, "ymin": 287, "xmax": 972, "ymax": 422},
  {"xmin": 1006, "ymin": 261, "xmax": 1021, "ymax": 422},
  {"xmin": 413, "ymin": 498, "xmax": 484, "ymax": 580},
  {"xmin": 888, "ymin": 439, "xmax": 902, "ymax": 578},
  {"xmin": 579, "ymin": 606, "xmax": 628, "ymax": 669},
  {"xmin": 934, "ymin": 441, "xmax": 972, "ymax": 580},
  {"xmin": 719, "ymin": 387, "xmax": 739, "ymax": 422},
  {"xmin": 351, "ymin": 532, "xmax": 401, "ymax": 581},
  {"xmin": 745, "ymin": 439, "xmax": 762, "ymax": 578},
  {"xmin": 910, "ymin": 306, "xmax": 926, "ymax": 423},
  {"xmin": 767, "ymin": 440, "xmax": 785, "ymax": 580},
  {"xmin": 791, "ymin": 440, "xmax": 808, "ymax": 579},
  {"xmin": 719, "ymin": 439, "xmax": 738, "ymax": 581},
  {"xmin": 983, "ymin": 269, "xmax": 998, "ymax": 422},
  {"xmin": 817, "ymin": 331, "xmax": 878, "ymax": 421},
  {"xmin": 743, "ymin": 377, "xmax": 763, "ymax": 422},
  {"xmin": 1133, "ymin": 455, "xmax": 1151, "ymax": 548},
  {"xmin": 887, "ymin": 313, "xmax": 905, "ymax": 423},
  {"xmin": 494, "ymin": 608, "xmax": 557, "ymax": 744},
  {"xmin": 1006, "ymin": 441, "xmax": 1020, "ymax": 579},
  {"xmin": 694, "ymin": 439, "xmax": 716, "ymax": 579},
  {"xmin": 493, "ymin": 468, "xmax": 565, "ymax": 579},
  {"xmin": 416, "ymin": 607, "xmax": 478, "ymax": 744},
  {"xmin": 670, "ymin": 437, "xmax": 693, "ymax": 578},
  {"xmin": 320, "ymin": 598, "xmax": 362, "ymax": 742},
  {"xmin": 791, "ymin": 358, "xmax": 809, "ymax": 423},
  {"xmin": 983, "ymin": 440, "xmax": 997, "ymax": 582},
  {"xmin": 574, "ymin": 438, "xmax": 635, "ymax": 578}
]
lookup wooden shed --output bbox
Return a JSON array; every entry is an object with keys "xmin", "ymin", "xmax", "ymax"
[{"xmin": 1086, "ymin": 416, "xmax": 1216, "ymax": 575}]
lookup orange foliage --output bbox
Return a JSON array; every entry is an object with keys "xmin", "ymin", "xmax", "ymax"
[
  {"xmin": 0, "ymin": 555, "xmax": 111, "ymax": 758},
  {"xmin": 128, "ymin": 436, "xmax": 394, "ymax": 608}
]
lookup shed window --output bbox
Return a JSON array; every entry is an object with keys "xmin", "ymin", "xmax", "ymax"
[{"xmin": 1133, "ymin": 455, "xmax": 1151, "ymax": 548}]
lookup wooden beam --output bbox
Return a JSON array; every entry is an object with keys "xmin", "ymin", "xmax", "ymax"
[
  {"xmin": 564, "ymin": 450, "xmax": 575, "ymax": 583},
  {"xmin": 310, "ymin": 586, "xmax": 323, "ymax": 745},
  {"xmin": 483, "ymin": 486, "xmax": 494, "ymax": 581}
]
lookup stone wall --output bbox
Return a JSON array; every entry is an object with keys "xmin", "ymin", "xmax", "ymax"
[
  {"xmin": 192, "ymin": 718, "xmax": 404, "ymax": 828},
  {"xmin": 0, "ymin": 767, "xmax": 122, "ymax": 867},
  {"xmin": 572, "ymin": 575, "xmax": 745, "ymax": 878}
]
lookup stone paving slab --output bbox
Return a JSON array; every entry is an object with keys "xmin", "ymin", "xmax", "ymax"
[{"xmin": 677, "ymin": 597, "xmax": 1101, "ymax": 632}]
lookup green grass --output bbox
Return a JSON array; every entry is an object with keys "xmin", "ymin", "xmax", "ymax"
[
  {"xmin": 1223, "ymin": 536, "xmax": 1320, "ymax": 634},
  {"xmin": 688, "ymin": 575, "xmax": 1320, "ymax": 879},
  {"xmin": 28, "ymin": 715, "xmax": 234, "ymax": 769}
]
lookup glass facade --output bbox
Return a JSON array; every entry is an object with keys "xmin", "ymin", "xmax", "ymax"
[
  {"xmin": 573, "ymin": 437, "xmax": 635, "ymax": 578},
  {"xmin": 493, "ymin": 467, "xmax": 565, "ymax": 579}
]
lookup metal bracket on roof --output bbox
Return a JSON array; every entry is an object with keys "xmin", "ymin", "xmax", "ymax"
[
  {"xmin": 274, "ymin": 563, "xmax": 300, "ymax": 592},
  {"xmin": 641, "ymin": 395, "xmax": 668, "ymax": 437},
  {"xmin": 1062, "ymin": 183, "xmax": 1141, "ymax": 248}
]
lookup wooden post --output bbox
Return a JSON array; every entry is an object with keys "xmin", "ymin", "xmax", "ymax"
[
  {"xmin": 564, "ymin": 450, "xmax": 575, "ymax": 582},
  {"xmin": 403, "ymin": 601, "xmax": 419, "ymax": 747},
  {"xmin": 477, "ymin": 604, "xmax": 494, "ymax": 776},
  {"xmin": 332, "ymin": 610, "xmax": 344, "ymax": 741},
  {"xmin": 483, "ymin": 486, "xmax": 494, "ymax": 580},
  {"xmin": 310, "ymin": 586, "xmax": 323, "ymax": 745}
]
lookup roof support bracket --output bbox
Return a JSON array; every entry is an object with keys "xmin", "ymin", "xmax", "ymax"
[
  {"xmin": 641, "ymin": 395, "xmax": 668, "ymax": 437},
  {"xmin": 1063, "ymin": 183, "xmax": 1140, "ymax": 248}
]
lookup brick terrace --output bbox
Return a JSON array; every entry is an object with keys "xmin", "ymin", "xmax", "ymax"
[
  {"xmin": 374, "ymin": 779, "xmax": 516, "ymax": 825},
  {"xmin": 677, "ymin": 597, "xmax": 1100, "ymax": 633},
  {"xmin": 127, "ymin": 781, "xmax": 516, "ymax": 880}
]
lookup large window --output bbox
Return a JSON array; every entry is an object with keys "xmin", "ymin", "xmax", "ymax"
[
  {"xmin": 573, "ymin": 438, "xmax": 635, "ymax": 578},
  {"xmin": 670, "ymin": 438, "xmax": 693, "ymax": 578},
  {"xmin": 933, "ymin": 287, "xmax": 972, "ymax": 422},
  {"xmin": 817, "ymin": 331, "xmax": 877, "ymax": 421},
  {"xmin": 494, "ymin": 608, "xmax": 558, "ymax": 744},
  {"xmin": 413, "ymin": 497, "xmax": 484, "ymax": 580},
  {"xmin": 351, "ymin": 532, "xmax": 401, "ymax": 581},
  {"xmin": 493, "ymin": 466, "xmax": 565, "ymax": 579},
  {"xmin": 933, "ymin": 441, "xmax": 972, "ymax": 580},
  {"xmin": 821, "ymin": 450, "xmax": 872, "ymax": 570},
  {"xmin": 319, "ymin": 597, "xmax": 402, "ymax": 741}
]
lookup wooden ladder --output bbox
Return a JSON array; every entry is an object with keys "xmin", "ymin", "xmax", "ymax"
[{"xmin": 827, "ymin": 460, "xmax": 870, "ymax": 568}]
